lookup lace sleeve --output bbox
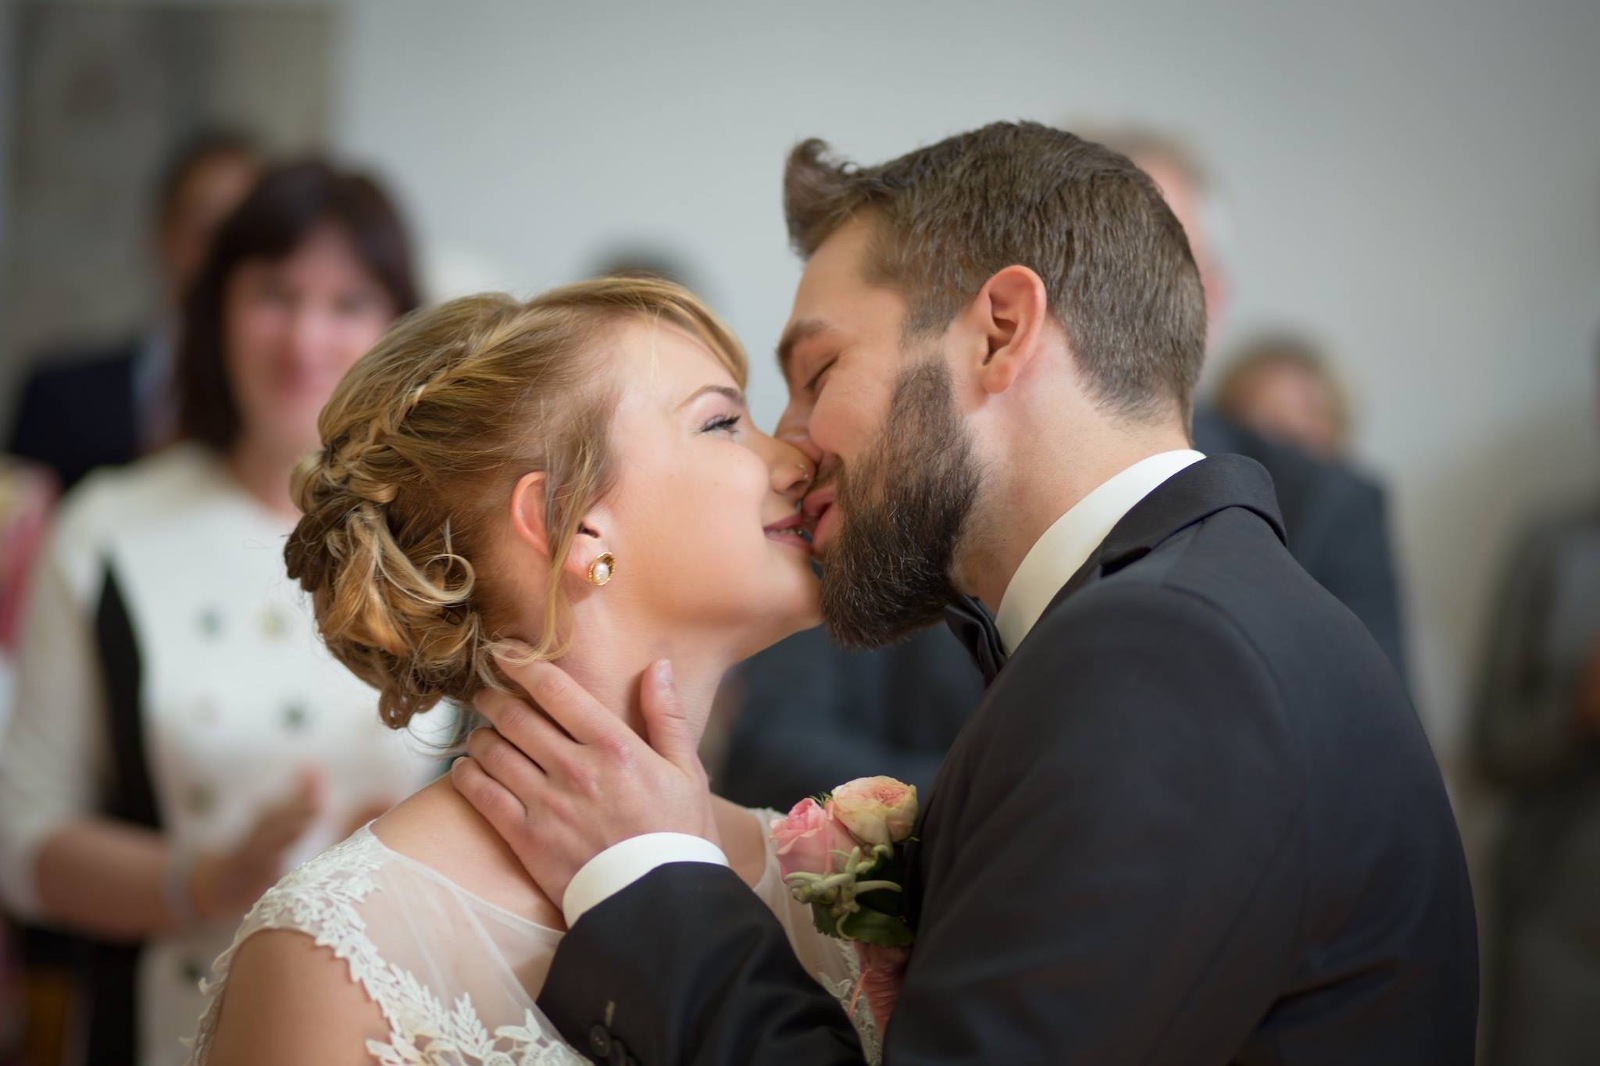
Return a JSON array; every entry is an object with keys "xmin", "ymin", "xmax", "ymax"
[
  {"xmin": 747, "ymin": 808, "xmax": 883, "ymax": 1065},
  {"xmin": 185, "ymin": 830, "xmax": 588, "ymax": 1066}
]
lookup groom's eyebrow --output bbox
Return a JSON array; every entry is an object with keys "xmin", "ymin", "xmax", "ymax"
[{"xmin": 776, "ymin": 319, "xmax": 829, "ymax": 378}]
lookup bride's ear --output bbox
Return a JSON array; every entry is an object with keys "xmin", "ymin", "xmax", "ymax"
[
  {"xmin": 508, "ymin": 472, "xmax": 555, "ymax": 562},
  {"xmin": 511, "ymin": 472, "xmax": 616, "ymax": 584}
]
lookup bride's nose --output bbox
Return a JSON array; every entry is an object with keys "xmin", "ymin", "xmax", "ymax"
[{"xmin": 771, "ymin": 445, "xmax": 815, "ymax": 502}]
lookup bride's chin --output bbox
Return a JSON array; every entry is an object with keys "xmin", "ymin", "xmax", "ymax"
[{"xmin": 744, "ymin": 585, "xmax": 824, "ymax": 656}]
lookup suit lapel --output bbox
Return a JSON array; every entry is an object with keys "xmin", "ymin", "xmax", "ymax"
[
  {"xmin": 1036, "ymin": 454, "xmax": 1286, "ymax": 623},
  {"xmin": 907, "ymin": 455, "xmax": 1285, "ymax": 928}
]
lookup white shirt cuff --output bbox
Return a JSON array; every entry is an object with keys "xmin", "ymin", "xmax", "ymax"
[{"xmin": 561, "ymin": 832, "xmax": 729, "ymax": 927}]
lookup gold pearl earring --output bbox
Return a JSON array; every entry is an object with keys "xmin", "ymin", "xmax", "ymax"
[{"xmin": 587, "ymin": 552, "xmax": 617, "ymax": 587}]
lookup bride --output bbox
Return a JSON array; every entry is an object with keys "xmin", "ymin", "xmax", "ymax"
[{"xmin": 187, "ymin": 278, "xmax": 875, "ymax": 1063}]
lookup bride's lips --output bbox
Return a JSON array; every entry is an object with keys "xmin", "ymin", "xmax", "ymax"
[
  {"xmin": 801, "ymin": 487, "xmax": 837, "ymax": 554},
  {"xmin": 763, "ymin": 512, "xmax": 814, "ymax": 551}
]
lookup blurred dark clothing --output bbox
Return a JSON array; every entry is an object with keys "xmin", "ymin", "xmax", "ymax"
[
  {"xmin": 1193, "ymin": 408, "xmax": 1407, "ymax": 684},
  {"xmin": 1474, "ymin": 505, "xmax": 1600, "ymax": 1066},
  {"xmin": 8, "ymin": 335, "xmax": 165, "ymax": 493},
  {"xmin": 545, "ymin": 455, "xmax": 1475, "ymax": 1065},
  {"xmin": 715, "ymin": 410, "xmax": 1409, "ymax": 814},
  {"xmin": 714, "ymin": 625, "xmax": 983, "ymax": 810},
  {"xmin": 5, "ymin": 334, "xmax": 164, "ymax": 1060}
]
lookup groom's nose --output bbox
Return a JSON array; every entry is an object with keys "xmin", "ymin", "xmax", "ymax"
[{"xmin": 775, "ymin": 411, "xmax": 823, "ymax": 469}]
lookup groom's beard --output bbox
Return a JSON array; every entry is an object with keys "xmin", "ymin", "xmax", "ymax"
[{"xmin": 819, "ymin": 356, "xmax": 981, "ymax": 649}]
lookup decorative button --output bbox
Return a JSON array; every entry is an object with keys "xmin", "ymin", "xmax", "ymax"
[
  {"xmin": 260, "ymin": 606, "xmax": 291, "ymax": 640},
  {"xmin": 185, "ymin": 782, "xmax": 216, "ymax": 817},
  {"xmin": 198, "ymin": 608, "xmax": 224, "ymax": 639},
  {"xmin": 281, "ymin": 702, "xmax": 311, "ymax": 732},
  {"xmin": 588, "ymin": 1023, "xmax": 612, "ymax": 1058}
]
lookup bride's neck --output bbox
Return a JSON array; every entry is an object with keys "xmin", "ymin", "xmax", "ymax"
[{"xmin": 550, "ymin": 624, "xmax": 732, "ymax": 738}]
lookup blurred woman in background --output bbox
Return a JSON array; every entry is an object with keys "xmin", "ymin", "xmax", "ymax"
[
  {"xmin": 1216, "ymin": 333, "xmax": 1351, "ymax": 461},
  {"xmin": 0, "ymin": 161, "xmax": 453, "ymax": 1066}
]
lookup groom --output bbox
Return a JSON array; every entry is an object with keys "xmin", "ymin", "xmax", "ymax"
[{"xmin": 453, "ymin": 122, "xmax": 1478, "ymax": 1063}]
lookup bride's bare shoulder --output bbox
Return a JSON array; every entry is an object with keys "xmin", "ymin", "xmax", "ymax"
[
  {"xmin": 202, "ymin": 929, "xmax": 383, "ymax": 1065},
  {"xmin": 370, "ymin": 775, "xmax": 565, "ymax": 930}
]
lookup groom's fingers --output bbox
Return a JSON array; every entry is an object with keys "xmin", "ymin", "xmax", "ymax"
[
  {"xmin": 474, "ymin": 679, "xmax": 578, "ymax": 767},
  {"xmin": 464, "ymin": 725, "xmax": 550, "ymax": 796},
  {"xmin": 639, "ymin": 659, "xmax": 702, "ymax": 777},
  {"xmin": 450, "ymin": 755, "xmax": 532, "ymax": 842},
  {"xmin": 494, "ymin": 655, "xmax": 628, "ymax": 752}
]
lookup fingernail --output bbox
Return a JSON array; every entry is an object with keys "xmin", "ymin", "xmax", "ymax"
[{"xmin": 655, "ymin": 659, "xmax": 674, "ymax": 687}]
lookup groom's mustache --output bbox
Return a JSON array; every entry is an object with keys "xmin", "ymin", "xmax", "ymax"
[{"xmin": 800, "ymin": 460, "xmax": 844, "ymax": 516}]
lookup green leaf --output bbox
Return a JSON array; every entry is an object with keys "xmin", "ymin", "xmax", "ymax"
[
  {"xmin": 811, "ymin": 903, "xmax": 842, "ymax": 939},
  {"xmin": 837, "ymin": 908, "xmax": 915, "ymax": 948}
]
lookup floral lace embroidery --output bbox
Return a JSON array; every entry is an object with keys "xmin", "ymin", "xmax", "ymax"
[
  {"xmin": 185, "ymin": 830, "xmax": 587, "ymax": 1065},
  {"xmin": 188, "ymin": 825, "xmax": 883, "ymax": 1065},
  {"xmin": 818, "ymin": 939, "xmax": 883, "ymax": 1066}
]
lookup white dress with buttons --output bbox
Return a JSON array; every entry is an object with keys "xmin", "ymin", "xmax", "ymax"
[
  {"xmin": 0, "ymin": 445, "xmax": 454, "ymax": 1066},
  {"xmin": 185, "ymin": 809, "xmax": 880, "ymax": 1064}
]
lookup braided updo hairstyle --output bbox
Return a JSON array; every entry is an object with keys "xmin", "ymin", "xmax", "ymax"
[{"xmin": 284, "ymin": 277, "xmax": 749, "ymax": 729}]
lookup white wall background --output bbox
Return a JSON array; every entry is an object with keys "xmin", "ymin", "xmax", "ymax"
[{"xmin": 335, "ymin": 0, "xmax": 1600, "ymax": 790}]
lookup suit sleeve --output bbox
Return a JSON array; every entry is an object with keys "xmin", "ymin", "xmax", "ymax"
[
  {"xmin": 537, "ymin": 584, "xmax": 1304, "ymax": 1065},
  {"xmin": 537, "ymin": 862, "xmax": 866, "ymax": 1065}
]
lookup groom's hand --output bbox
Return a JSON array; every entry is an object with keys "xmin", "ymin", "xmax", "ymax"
[{"xmin": 451, "ymin": 656, "xmax": 720, "ymax": 910}]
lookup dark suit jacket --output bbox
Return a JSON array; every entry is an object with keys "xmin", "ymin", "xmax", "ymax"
[
  {"xmin": 8, "ymin": 339, "xmax": 144, "ymax": 492},
  {"xmin": 536, "ymin": 455, "xmax": 1477, "ymax": 1065},
  {"xmin": 715, "ymin": 626, "xmax": 983, "ymax": 809},
  {"xmin": 716, "ymin": 414, "xmax": 1405, "ymax": 825},
  {"xmin": 1193, "ymin": 409, "xmax": 1407, "ymax": 683}
]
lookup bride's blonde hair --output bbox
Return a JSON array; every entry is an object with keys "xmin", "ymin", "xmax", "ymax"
[{"xmin": 285, "ymin": 277, "xmax": 748, "ymax": 728}]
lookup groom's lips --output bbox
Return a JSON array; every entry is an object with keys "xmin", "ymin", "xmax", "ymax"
[{"xmin": 802, "ymin": 487, "xmax": 838, "ymax": 554}]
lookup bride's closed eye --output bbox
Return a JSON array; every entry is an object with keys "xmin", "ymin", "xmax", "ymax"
[{"xmin": 700, "ymin": 413, "xmax": 743, "ymax": 437}]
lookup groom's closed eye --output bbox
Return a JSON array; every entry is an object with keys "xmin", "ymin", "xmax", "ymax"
[{"xmin": 803, "ymin": 356, "xmax": 838, "ymax": 397}]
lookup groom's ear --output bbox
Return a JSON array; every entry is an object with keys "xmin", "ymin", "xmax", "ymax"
[{"xmin": 970, "ymin": 265, "xmax": 1051, "ymax": 396}]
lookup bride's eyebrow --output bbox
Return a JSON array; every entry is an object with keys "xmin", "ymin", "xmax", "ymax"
[{"xmin": 675, "ymin": 384, "xmax": 746, "ymax": 411}]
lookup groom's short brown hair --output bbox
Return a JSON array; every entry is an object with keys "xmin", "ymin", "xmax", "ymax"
[{"xmin": 784, "ymin": 121, "xmax": 1206, "ymax": 422}]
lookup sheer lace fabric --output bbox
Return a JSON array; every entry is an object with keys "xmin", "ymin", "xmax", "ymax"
[{"xmin": 188, "ymin": 810, "xmax": 880, "ymax": 1064}]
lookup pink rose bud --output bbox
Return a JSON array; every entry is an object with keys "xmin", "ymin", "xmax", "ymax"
[
  {"xmin": 770, "ymin": 797, "xmax": 857, "ymax": 879},
  {"xmin": 829, "ymin": 776, "xmax": 918, "ymax": 847}
]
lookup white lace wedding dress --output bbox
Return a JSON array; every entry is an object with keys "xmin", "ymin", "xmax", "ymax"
[{"xmin": 186, "ymin": 808, "xmax": 880, "ymax": 1064}]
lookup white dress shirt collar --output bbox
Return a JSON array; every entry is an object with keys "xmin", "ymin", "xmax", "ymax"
[{"xmin": 994, "ymin": 450, "xmax": 1205, "ymax": 655}]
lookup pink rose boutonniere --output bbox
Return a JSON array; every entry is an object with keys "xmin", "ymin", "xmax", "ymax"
[{"xmin": 770, "ymin": 776, "xmax": 917, "ymax": 1031}]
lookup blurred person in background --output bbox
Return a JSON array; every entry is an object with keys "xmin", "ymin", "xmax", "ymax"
[
  {"xmin": 0, "ymin": 458, "xmax": 56, "ymax": 1066},
  {"xmin": 1474, "ymin": 337, "xmax": 1600, "ymax": 1065},
  {"xmin": 1217, "ymin": 332, "xmax": 1352, "ymax": 461},
  {"xmin": 712, "ymin": 624, "xmax": 982, "ymax": 808},
  {"xmin": 0, "ymin": 460, "xmax": 56, "ymax": 728},
  {"xmin": 4, "ymin": 127, "xmax": 258, "ymax": 1066},
  {"xmin": 0, "ymin": 161, "xmax": 451, "ymax": 1066},
  {"xmin": 1102, "ymin": 125, "xmax": 1410, "ymax": 683},
  {"xmin": 7, "ymin": 130, "xmax": 261, "ymax": 492}
]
